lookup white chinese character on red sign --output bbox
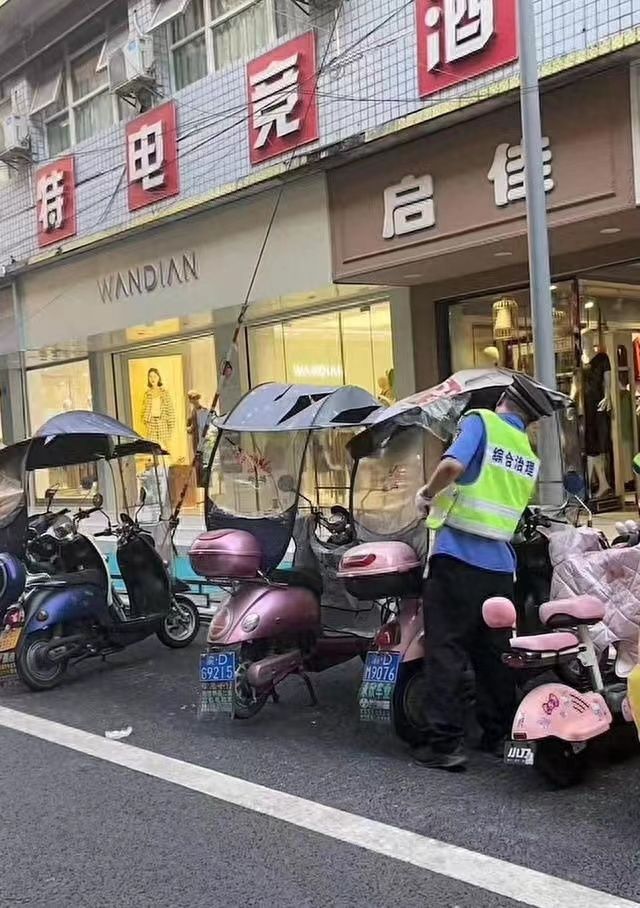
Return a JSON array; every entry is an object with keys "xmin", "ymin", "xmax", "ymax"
[
  {"xmin": 247, "ymin": 32, "xmax": 318, "ymax": 166},
  {"xmin": 37, "ymin": 169, "xmax": 65, "ymax": 231},
  {"xmin": 417, "ymin": 0, "xmax": 516, "ymax": 99},
  {"xmin": 488, "ymin": 137, "xmax": 554, "ymax": 207},
  {"xmin": 128, "ymin": 120, "xmax": 165, "ymax": 191},
  {"xmin": 250, "ymin": 52, "xmax": 300, "ymax": 151},
  {"xmin": 382, "ymin": 175, "xmax": 436, "ymax": 239},
  {"xmin": 426, "ymin": 0, "xmax": 494, "ymax": 71}
]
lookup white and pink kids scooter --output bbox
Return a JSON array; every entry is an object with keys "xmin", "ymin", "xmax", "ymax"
[{"xmin": 483, "ymin": 594, "xmax": 634, "ymax": 787}]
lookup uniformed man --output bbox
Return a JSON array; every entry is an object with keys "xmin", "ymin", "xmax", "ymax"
[{"xmin": 414, "ymin": 375, "xmax": 554, "ymax": 771}]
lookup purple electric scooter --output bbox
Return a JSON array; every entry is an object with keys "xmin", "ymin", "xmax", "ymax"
[{"xmin": 189, "ymin": 382, "xmax": 382, "ymax": 719}]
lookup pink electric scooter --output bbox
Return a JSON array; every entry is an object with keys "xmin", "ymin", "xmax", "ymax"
[
  {"xmin": 190, "ymin": 383, "xmax": 383, "ymax": 720},
  {"xmin": 482, "ymin": 594, "xmax": 635, "ymax": 787}
]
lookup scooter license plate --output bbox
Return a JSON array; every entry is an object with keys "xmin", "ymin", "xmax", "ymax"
[
  {"xmin": 504, "ymin": 741, "xmax": 537, "ymax": 767},
  {"xmin": 359, "ymin": 652, "xmax": 401, "ymax": 724},
  {"xmin": 0, "ymin": 628, "xmax": 21, "ymax": 680},
  {"xmin": 198, "ymin": 651, "xmax": 237, "ymax": 719}
]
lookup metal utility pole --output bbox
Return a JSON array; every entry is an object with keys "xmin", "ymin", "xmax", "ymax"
[
  {"xmin": 518, "ymin": 0, "xmax": 556, "ymax": 389},
  {"xmin": 518, "ymin": 0, "xmax": 563, "ymax": 502}
]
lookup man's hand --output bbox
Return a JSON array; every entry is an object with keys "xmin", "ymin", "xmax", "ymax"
[{"xmin": 415, "ymin": 489, "xmax": 432, "ymax": 518}]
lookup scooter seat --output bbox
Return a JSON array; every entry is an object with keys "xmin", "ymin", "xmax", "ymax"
[
  {"xmin": 539, "ymin": 595, "xmax": 605, "ymax": 628},
  {"xmin": 510, "ymin": 631, "xmax": 580, "ymax": 654},
  {"xmin": 31, "ymin": 570, "xmax": 106, "ymax": 589},
  {"xmin": 269, "ymin": 568, "xmax": 323, "ymax": 597}
]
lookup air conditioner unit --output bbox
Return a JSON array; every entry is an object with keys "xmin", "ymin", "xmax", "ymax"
[
  {"xmin": 107, "ymin": 35, "xmax": 156, "ymax": 98},
  {"xmin": 0, "ymin": 114, "xmax": 31, "ymax": 166}
]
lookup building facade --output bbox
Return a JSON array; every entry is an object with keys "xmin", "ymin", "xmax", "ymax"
[{"xmin": 1, "ymin": 0, "xmax": 640, "ymax": 509}]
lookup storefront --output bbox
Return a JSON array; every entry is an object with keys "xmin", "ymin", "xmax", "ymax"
[
  {"xmin": 328, "ymin": 65, "xmax": 640, "ymax": 511},
  {"xmin": 11, "ymin": 174, "xmax": 406, "ymax": 504}
]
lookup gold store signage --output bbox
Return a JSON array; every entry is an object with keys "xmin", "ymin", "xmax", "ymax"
[{"xmin": 97, "ymin": 251, "xmax": 199, "ymax": 303}]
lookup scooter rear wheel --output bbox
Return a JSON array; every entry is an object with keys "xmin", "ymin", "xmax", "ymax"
[
  {"xmin": 157, "ymin": 595, "xmax": 200, "ymax": 649},
  {"xmin": 16, "ymin": 631, "xmax": 68, "ymax": 691},
  {"xmin": 392, "ymin": 662, "xmax": 430, "ymax": 746},
  {"xmin": 534, "ymin": 738, "xmax": 587, "ymax": 788}
]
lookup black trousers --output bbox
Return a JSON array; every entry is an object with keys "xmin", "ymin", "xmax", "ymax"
[{"xmin": 422, "ymin": 555, "xmax": 516, "ymax": 752}]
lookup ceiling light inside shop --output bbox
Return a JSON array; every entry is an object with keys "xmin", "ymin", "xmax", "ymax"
[
  {"xmin": 600, "ymin": 227, "xmax": 621, "ymax": 235},
  {"xmin": 550, "ymin": 284, "xmax": 558, "ymax": 291},
  {"xmin": 403, "ymin": 273, "xmax": 423, "ymax": 280},
  {"xmin": 585, "ymin": 300, "xmax": 595, "ymax": 309},
  {"xmin": 494, "ymin": 251, "xmax": 513, "ymax": 257}
]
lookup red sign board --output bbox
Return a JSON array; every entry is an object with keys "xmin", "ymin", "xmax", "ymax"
[
  {"xmin": 126, "ymin": 101, "xmax": 180, "ymax": 211},
  {"xmin": 416, "ymin": 0, "xmax": 517, "ymax": 99},
  {"xmin": 247, "ymin": 31, "xmax": 319, "ymax": 166},
  {"xmin": 35, "ymin": 156, "xmax": 77, "ymax": 248}
]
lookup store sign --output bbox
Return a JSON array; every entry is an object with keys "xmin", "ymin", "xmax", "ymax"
[
  {"xmin": 126, "ymin": 101, "xmax": 180, "ymax": 211},
  {"xmin": 382, "ymin": 174, "xmax": 436, "ymax": 239},
  {"xmin": 488, "ymin": 137, "xmax": 555, "ymax": 207},
  {"xmin": 247, "ymin": 31, "xmax": 319, "ymax": 165},
  {"xmin": 97, "ymin": 251, "xmax": 198, "ymax": 303},
  {"xmin": 416, "ymin": 0, "xmax": 518, "ymax": 99},
  {"xmin": 35, "ymin": 156, "xmax": 77, "ymax": 248}
]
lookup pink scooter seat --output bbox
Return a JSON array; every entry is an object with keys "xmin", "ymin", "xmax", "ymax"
[
  {"xmin": 539, "ymin": 596, "xmax": 605, "ymax": 628},
  {"xmin": 510, "ymin": 631, "xmax": 580, "ymax": 654}
]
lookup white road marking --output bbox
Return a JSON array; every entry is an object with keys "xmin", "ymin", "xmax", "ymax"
[{"xmin": 0, "ymin": 704, "xmax": 635, "ymax": 908}]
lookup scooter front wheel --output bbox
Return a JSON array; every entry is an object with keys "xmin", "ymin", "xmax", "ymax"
[
  {"xmin": 16, "ymin": 631, "xmax": 68, "ymax": 691},
  {"xmin": 157, "ymin": 595, "xmax": 200, "ymax": 649},
  {"xmin": 534, "ymin": 738, "xmax": 587, "ymax": 788}
]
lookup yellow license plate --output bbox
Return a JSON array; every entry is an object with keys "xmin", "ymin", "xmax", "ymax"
[{"xmin": 0, "ymin": 628, "xmax": 21, "ymax": 653}]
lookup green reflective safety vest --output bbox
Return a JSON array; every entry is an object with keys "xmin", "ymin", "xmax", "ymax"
[
  {"xmin": 633, "ymin": 452, "xmax": 640, "ymax": 475},
  {"xmin": 425, "ymin": 409, "xmax": 540, "ymax": 542}
]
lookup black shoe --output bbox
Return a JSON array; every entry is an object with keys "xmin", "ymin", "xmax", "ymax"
[{"xmin": 412, "ymin": 743, "xmax": 467, "ymax": 772}]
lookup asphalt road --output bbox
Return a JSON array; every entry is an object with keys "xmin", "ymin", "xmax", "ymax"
[{"xmin": 1, "ymin": 631, "xmax": 639, "ymax": 907}]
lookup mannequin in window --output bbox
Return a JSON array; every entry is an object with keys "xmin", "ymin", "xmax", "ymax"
[
  {"xmin": 141, "ymin": 368, "xmax": 175, "ymax": 449},
  {"xmin": 581, "ymin": 328, "xmax": 612, "ymax": 498}
]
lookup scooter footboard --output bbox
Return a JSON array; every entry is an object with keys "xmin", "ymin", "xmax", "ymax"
[{"xmin": 512, "ymin": 683, "xmax": 612, "ymax": 744}]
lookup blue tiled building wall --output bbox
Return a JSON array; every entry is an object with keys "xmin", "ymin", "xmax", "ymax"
[{"xmin": 0, "ymin": 0, "xmax": 639, "ymax": 270}]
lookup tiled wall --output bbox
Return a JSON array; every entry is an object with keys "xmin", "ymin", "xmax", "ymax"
[{"xmin": 1, "ymin": 0, "xmax": 639, "ymax": 269}]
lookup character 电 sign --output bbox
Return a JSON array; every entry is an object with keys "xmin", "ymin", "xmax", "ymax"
[{"xmin": 126, "ymin": 101, "xmax": 180, "ymax": 211}]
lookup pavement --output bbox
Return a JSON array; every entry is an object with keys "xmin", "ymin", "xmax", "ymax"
[{"xmin": 1, "ymin": 633, "xmax": 639, "ymax": 907}]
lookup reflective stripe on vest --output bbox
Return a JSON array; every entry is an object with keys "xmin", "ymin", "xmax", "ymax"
[{"xmin": 426, "ymin": 409, "xmax": 540, "ymax": 542}]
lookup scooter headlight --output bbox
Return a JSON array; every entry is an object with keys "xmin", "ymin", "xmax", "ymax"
[
  {"xmin": 207, "ymin": 605, "xmax": 232, "ymax": 642},
  {"xmin": 241, "ymin": 613, "xmax": 260, "ymax": 633}
]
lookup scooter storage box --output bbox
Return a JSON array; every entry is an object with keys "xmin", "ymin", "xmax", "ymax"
[
  {"xmin": 338, "ymin": 542, "xmax": 422, "ymax": 600},
  {"xmin": 189, "ymin": 529, "xmax": 262, "ymax": 580}
]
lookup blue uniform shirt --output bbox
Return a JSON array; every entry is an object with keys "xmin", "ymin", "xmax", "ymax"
[{"xmin": 430, "ymin": 412, "xmax": 526, "ymax": 575}]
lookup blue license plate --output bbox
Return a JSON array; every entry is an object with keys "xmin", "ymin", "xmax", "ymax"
[
  {"xmin": 200, "ymin": 651, "xmax": 236, "ymax": 683},
  {"xmin": 363, "ymin": 651, "xmax": 401, "ymax": 684},
  {"xmin": 198, "ymin": 651, "xmax": 237, "ymax": 719},
  {"xmin": 359, "ymin": 652, "xmax": 401, "ymax": 724}
]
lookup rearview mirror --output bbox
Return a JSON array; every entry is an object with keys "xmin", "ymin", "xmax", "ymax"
[
  {"xmin": 563, "ymin": 470, "xmax": 585, "ymax": 498},
  {"xmin": 92, "ymin": 492, "xmax": 104, "ymax": 510},
  {"xmin": 277, "ymin": 475, "xmax": 297, "ymax": 494},
  {"xmin": 44, "ymin": 487, "xmax": 57, "ymax": 511},
  {"xmin": 138, "ymin": 486, "xmax": 147, "ymax": 506}
]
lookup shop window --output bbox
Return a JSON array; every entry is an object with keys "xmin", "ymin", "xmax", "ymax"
[
  {"xmin": 114, "ymin": 333, "xmax": 217, "ymax": 516},
  {"xmin": 163, "ymin": 0, "xmax": 308, "ymax": 90},
  {"xmin": 26, "ymin": 359, "xmax": 95, "ymax": 500},
  {"xmin": 247, "ymin": 301, "xmax": 395, "ymax": 402},
  {"xmin": 447, "ymin": 284, "xmax": 576, "ymax": 398}
]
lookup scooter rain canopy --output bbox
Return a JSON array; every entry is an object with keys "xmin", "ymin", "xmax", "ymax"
[
  {"xmin": 34, "ymin": 410, "xmax": 141, "ymax": 440},
  {"xmin": 350, "ymin": 369, "xmax": 572, "ymax": 455},
  {"xmin": 215, "ymin": 383, "xmax": 380, "ymax": 432}
]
